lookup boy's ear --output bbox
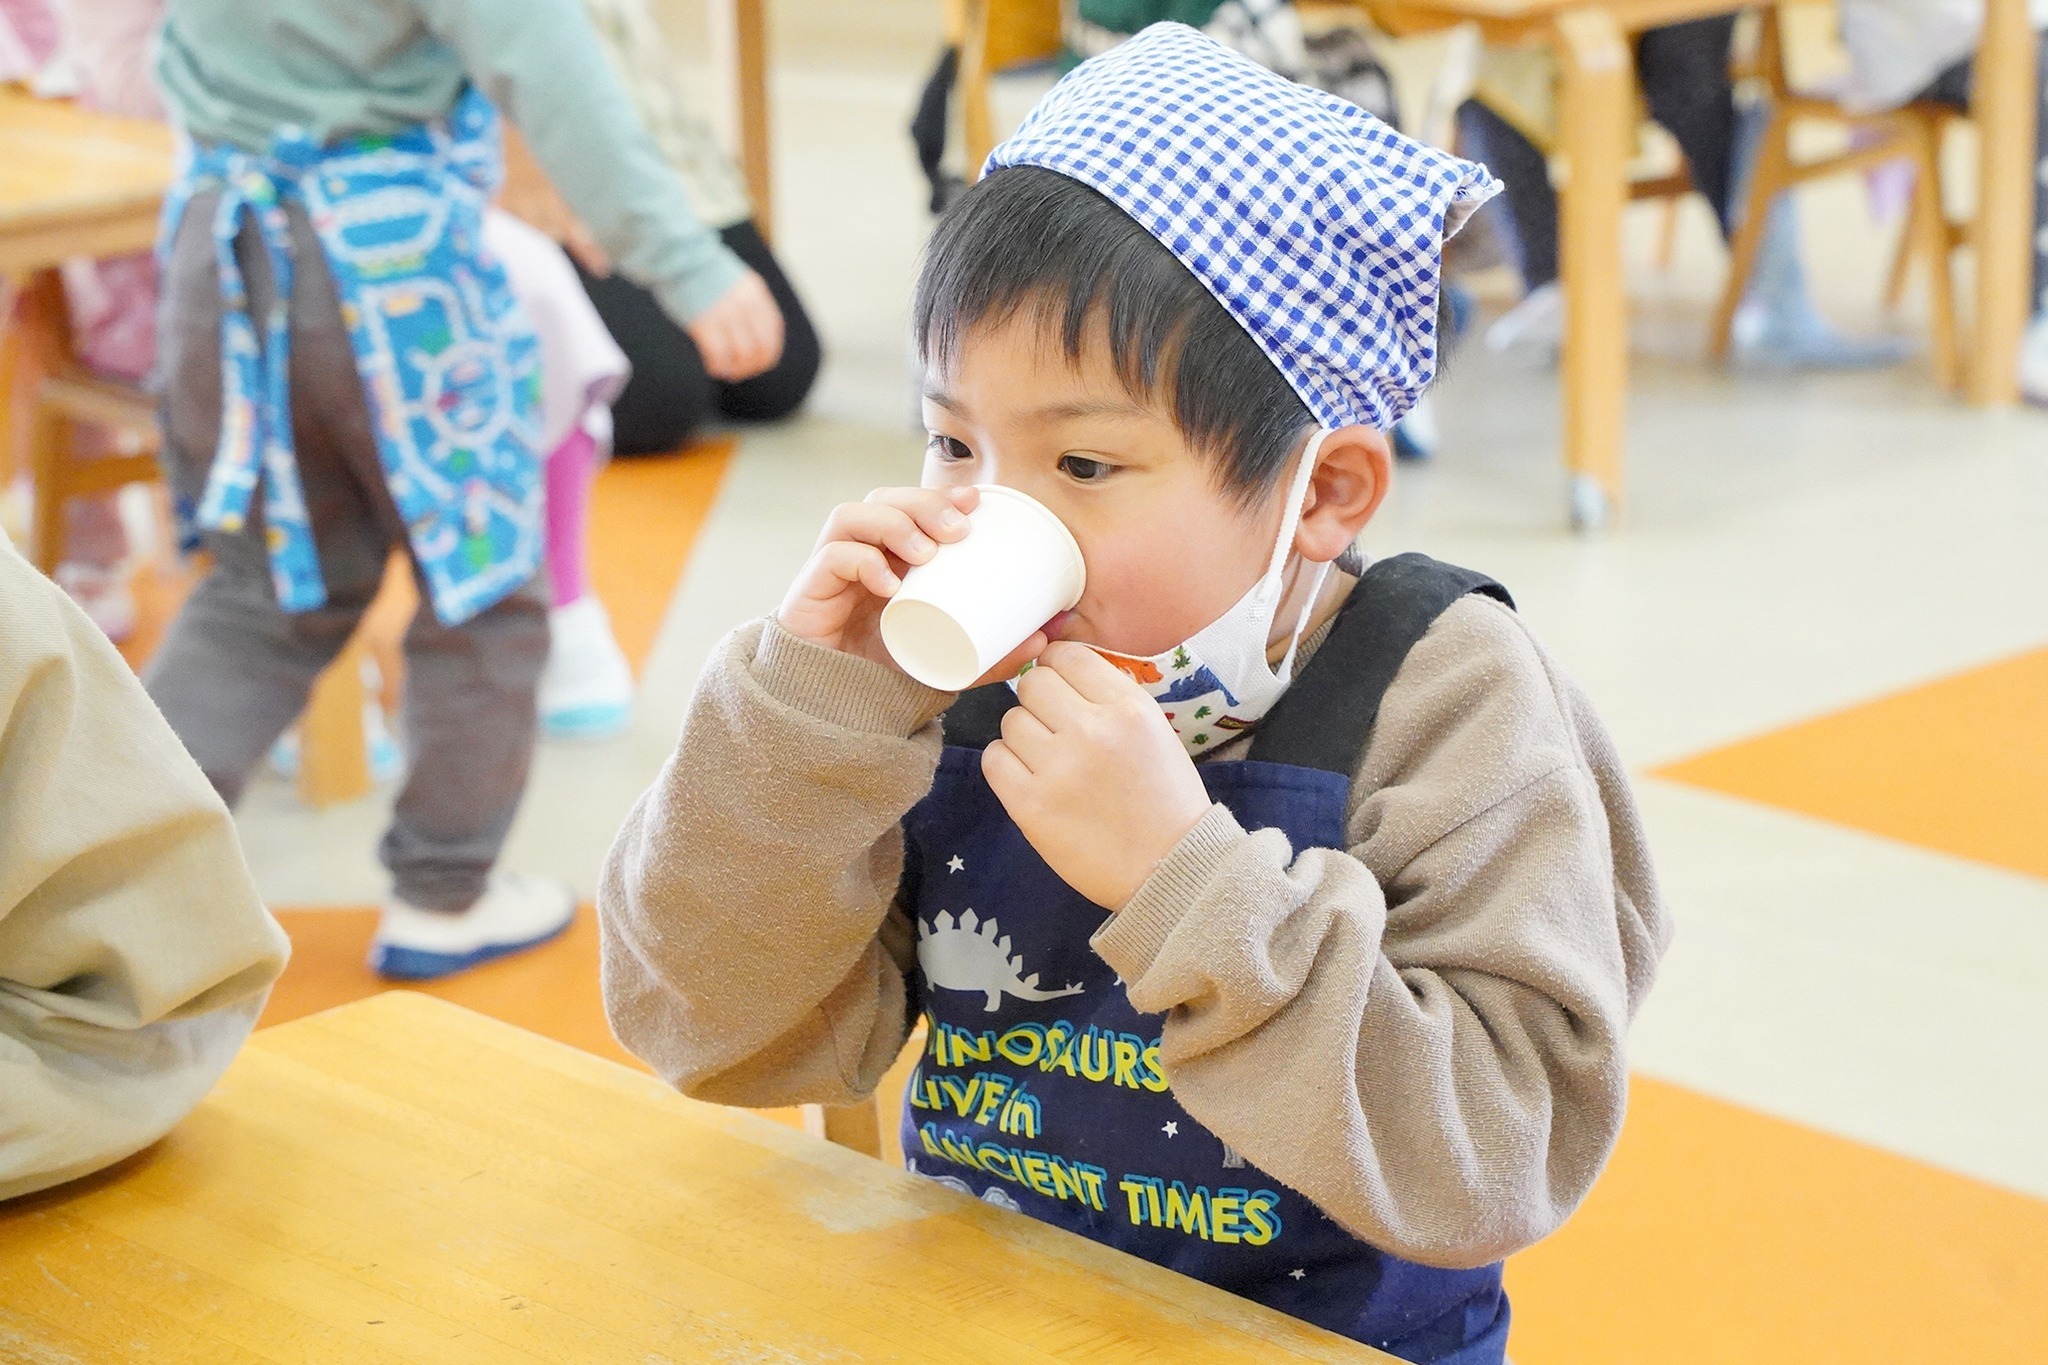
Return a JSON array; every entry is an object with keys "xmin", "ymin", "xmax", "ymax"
[{"xmin": 1294, "ymin": 425, "xmax": 1391, "ymax": 563}]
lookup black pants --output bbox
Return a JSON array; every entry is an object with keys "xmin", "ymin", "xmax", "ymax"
[
  {"xmin": 1459, "ymin": 17, "xmax": 1739, "ymax": 292},
  {"xmin": 575, "ymin": 219, "xmax": 822, "ymax": 456},
  {"xmin": 1919, "ymin": 34, "xmax": 2048, "ymax": 314}
]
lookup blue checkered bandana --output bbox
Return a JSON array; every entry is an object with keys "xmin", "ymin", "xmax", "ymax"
[{"xmin": 985, "ymin": 22, "xmax": 1501, "ymax": 430}]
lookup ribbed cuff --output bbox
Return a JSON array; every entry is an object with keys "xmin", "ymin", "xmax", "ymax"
[
  {"xmin": 752, "ymin": 617, "xmax": 954, "ymax": 737},
  {"xmin": 1091, "ymin": 804, "xmax": 1247, "ymax": 981},
  {"xmin": 654, "ymin": 241, "xmax": 749, "ymax": 325}
]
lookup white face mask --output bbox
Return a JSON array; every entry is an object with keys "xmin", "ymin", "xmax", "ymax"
[{"xmin": 1082, "ymin": 430, "xmax": 1335, "ymax": 755}]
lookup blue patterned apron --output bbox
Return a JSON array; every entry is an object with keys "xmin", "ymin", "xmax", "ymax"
[
  {"xmin": 159, "ymin": 87, "xmax": 544, "ymax": 627},
  {"xmin": 901, "ymin": 555, "xmax": 1516, "ymax": 1363}
]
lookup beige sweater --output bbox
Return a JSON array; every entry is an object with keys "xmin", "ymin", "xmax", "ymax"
[
  {"xmin": 600, "ymin": 587, "xmax": 1668, "ymax": 1269},
  {"xmin": 0, "ymin": 536, "xmax": 288, "ymax": 1201}
]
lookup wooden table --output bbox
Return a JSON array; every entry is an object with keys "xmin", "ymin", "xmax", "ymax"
[
  {"xmin": 0, "ymin": 85, "xmax": 174, "ymax": 278},
  {"xmin": 1361, "ymin": 0, "xmax": 2040, "ymax": 530},
  {"xmin": 0, "ymin": 86, "xmax": 173, "ymax": 488},
  {"xmin": 0, "ymin": 992, "xmax": 1392, "ymax": 1362}
]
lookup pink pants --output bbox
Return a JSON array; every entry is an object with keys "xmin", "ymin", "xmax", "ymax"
[{"xmin": 544, "ymin": 426, "xmax": 597, "ymax": 607}]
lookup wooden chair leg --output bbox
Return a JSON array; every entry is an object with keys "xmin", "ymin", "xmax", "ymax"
[
  {"xmin": 1710, "ymin": 106, "xmax": 1792, "ymax": 362},
  {"xmin": 1884, "ymin": 173, "xmax": 1922, "ymax": 312},
  {"xmin": 1555, "ymin": 7, "xmax": 1634, "ymax": 529},
  {"xmin": 959, "ymin": 0, "xmax": 995, "ymax": 182},
  {"xmin": 26, "ymin": 405, "xmax": 70, "ymax": 576},
  {"xmin": 1655, "ymin": 197, "xmax": 1682, "ymax": 273},
  {"xmin": 299, "ymin": 637, "xmax": 374, "ymax": 808},
  {"xmin": 1906, "ymin": 121, "xmax": 1960, "ymax": 392}
]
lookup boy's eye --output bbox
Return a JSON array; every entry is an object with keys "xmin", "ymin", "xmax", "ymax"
[
  {"xmin": 1058, "ymin": 454, "xmax": 1116, "ymax": 483},
  {"xmin": 927, "ymin": 435, "xmax": 972, "ymax": 462}
]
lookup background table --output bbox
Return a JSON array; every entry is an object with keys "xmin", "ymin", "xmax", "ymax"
[
  {"xmin": 0, "ymin": 992, "xmax": 1394, "ymax": 1362},
  {"xmin": 0, "ymin": 86, "xmax": 173, "ymax": 277},
  {"xmin": 1359, "ymin": 0, "xmax": 2039, "ymax": 529},
  {"xmin": 0, "ymin": 86, "xmax": 173, "ymax": 489}
]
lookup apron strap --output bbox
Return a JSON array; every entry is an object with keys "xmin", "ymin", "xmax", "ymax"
[
  {"xmin": 934, "ymin": 552, "xmax": 1510, "ymax": 771},
  {"xmin": 940, "ymin": 677, "xmax": 1018, "ymax": 750},
  {"xmin": 1251, "ymin": 552, "xmax": 1513, "ymax": 774}
]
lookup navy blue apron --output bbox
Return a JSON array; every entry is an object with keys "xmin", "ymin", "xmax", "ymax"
[{"xmin": 899, "ymin": 553, "xmax": 1517, "ymax": 1363}]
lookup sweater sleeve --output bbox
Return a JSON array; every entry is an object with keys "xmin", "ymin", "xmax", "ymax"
[
  {"xmin": 598, "ymin": 619, "xmax": 952, "ymax": 1108},
  {"xmin": 1090, "ymin": 595, "xmax": 1670, "ymax": 1269},
  {"xmin": 0, "ymin": 537, "xmax": 289, "ymax": 1202},
  {"xmin": 418, "ymin": 0, "xmax": 746, "ymax": 324}
]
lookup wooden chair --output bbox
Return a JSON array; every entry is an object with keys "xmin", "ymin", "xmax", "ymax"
[
  {"xmin": 949, "ymin": 0, "xmax": 1063, "ymax": 178},
  {"xmin": 10, "ymin": 265, "xmax": 384, "ymax": 808},
  {"xmin": 1710, "ymin": 8, "xmax": 1961, "ymax": 388},
  {"xmin": 10, "ymin": 271, "xmax": 159, "ymax": 574}
]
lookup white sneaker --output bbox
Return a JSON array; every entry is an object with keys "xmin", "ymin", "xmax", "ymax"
[
  {"xmin": 369, "ymin": 872, "xmax": 575, "ymax": 980},
  {"xmin": 55, "ymin": 561, "xmax": 137, "ymax": 642},
  {"xmin": 540, "ymin": 596, "xmax": 634, "ymax": 740},
  {"xmin": 2019, "ymin": 315, "xmax": 2048, "ymax": 406},
  {"xmin": 1483, "ymin": 281, "xmax": 1563, "ymax": 357}
]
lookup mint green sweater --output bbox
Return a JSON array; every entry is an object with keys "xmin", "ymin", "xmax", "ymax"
[{"xmin": 156, "ymin": 0, "xmax": 744, "ymax": 324}]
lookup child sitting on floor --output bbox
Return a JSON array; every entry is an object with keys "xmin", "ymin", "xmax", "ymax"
[{"xmin": 599, "ymin": 26, "xmax": 1667, "ymax": 1364}]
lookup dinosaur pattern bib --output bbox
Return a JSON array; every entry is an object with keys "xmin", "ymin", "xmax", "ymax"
[{"xmin": 898, "ymin": 557, "xmax": 1519, "ymax": 1364}]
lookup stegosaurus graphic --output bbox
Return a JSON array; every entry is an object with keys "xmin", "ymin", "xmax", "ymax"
[{"xmin": 917, "ymin": 908, "xmax": 1085, "ymax": 1012}]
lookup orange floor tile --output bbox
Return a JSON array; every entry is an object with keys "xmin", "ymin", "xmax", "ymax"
[
  {"xmin": 260, "ymin": 905, "xmax": 916, "ymax": 1163},
  {"xmin": 583, "ymin": 438, "xmax": 734, "ymax": 673},
  {"xmin": 1656, "ymin": 647, "xmax": 2048, "ymax": 881},
  {"xmin": 114, "ymin": 438, "xmax": 735, "ymax": 681},
  {"xmin": 260, "ymin": 902, "xmax": 2048, "ymax": 1362},
  {"xmin": 1504, "ymin": 1077, "xmax": 2048, "ymax": 1363},
  {"xmin": 113, "ymin": 554, "xmax": 198, "ymax": 673},
  {"xmin": 261, "ymin": 905, "xmax": 638, "ymax": 1069}
]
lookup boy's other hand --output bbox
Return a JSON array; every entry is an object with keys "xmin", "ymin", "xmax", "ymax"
[
  {"xmin": 983, "ymin": 643, "xmax": 1213, "ymax": 909},
  {"xmin": 777, "ymin": 486, "xmax": 1049, "ymax": 685},
  {"xmin": 688, "ymin": 270, "xmax": 785, "ymax": 382}
]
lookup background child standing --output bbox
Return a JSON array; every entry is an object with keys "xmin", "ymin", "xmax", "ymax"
[{"xmin": 144, "ymin": 0, "xmax": 786, "ymax": 979}]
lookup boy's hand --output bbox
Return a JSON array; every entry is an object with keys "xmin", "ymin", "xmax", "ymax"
[
  {"xmin": 983, "ymin": 643, "xmax": 1213, "ymax": 909},
  {"xmin": 776, "ymin": 486, "xmax": 1049, "ymax": 687}
]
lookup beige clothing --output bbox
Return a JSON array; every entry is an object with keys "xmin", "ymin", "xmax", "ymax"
[
  {"xmin": 582, "ymin": 0, "xmax": 752, "ymax": 231},
  {"xmin": 0, "ymin": 534, "xmax": 288, "ymax": 1201},
  {"xmin": 600, "ymin": 585, "xmax": 1668, "ymax": 1269}
]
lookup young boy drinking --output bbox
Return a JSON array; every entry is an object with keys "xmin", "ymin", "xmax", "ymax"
[{"xmin": 600, "ymin": 25, "xmax": 1667, "ymax": 1362}]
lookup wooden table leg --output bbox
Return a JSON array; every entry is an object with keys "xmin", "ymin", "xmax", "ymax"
[
  {"xmin": 1967, "ymin": 0, "xmax": 2039, "ymax": 405},
  {"xmin": 711, "ymin": 0, "xmax": 775, "ymax": 242},
  {"xmin": 959, "ymin": 0, "xmax": 996, "ymax": 180},
  {"xmin": 1555, "ymin": 8, "xmax": 1633, "ymax": 532},
  {"xmin": 299, "ymin": 637, "xmax": 374, "ymax": 808}
]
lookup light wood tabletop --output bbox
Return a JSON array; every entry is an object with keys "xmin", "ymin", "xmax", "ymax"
[
  {"xmin": 1357, "ymin": 0, "xmax": 2039, "ymax": 530},
  {"xmin": 0, "ymin": 992, "xmax": 1393, "ymax": 1363},
  {"xmin": 0, "ymin": 86, "xmax": 174, "ymax": 278}
]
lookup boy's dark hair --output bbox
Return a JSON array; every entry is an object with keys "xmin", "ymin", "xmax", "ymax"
[{"xmin": 914, "ymin": 166, "xmax": 1315, "ymax": 506}]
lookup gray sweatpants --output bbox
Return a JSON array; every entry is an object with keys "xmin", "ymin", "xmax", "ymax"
[{"xmin": 146, "ymin": 191, "xmax": 549, "ymax": 911}]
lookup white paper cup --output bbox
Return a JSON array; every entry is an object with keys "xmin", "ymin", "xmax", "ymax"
[{"xmin": 880, "ymin": 485, "xmax": 1085, "ymax": 691}]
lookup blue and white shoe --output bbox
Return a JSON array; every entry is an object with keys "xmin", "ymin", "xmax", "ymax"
[
  {"xmin": 269, "ymin": 711, "xmax": 403, "ymax": 786},
  {"xmin": 540, "ymin": 597, "xmax": 634, "ymax": 740},
  {"xmin": 1392, "ymin": 391, "xmax": 1441, "ymax": 462},
  {"xmin": 369, "ymin": 872, "xmax": 576, "ymax": 980}
]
